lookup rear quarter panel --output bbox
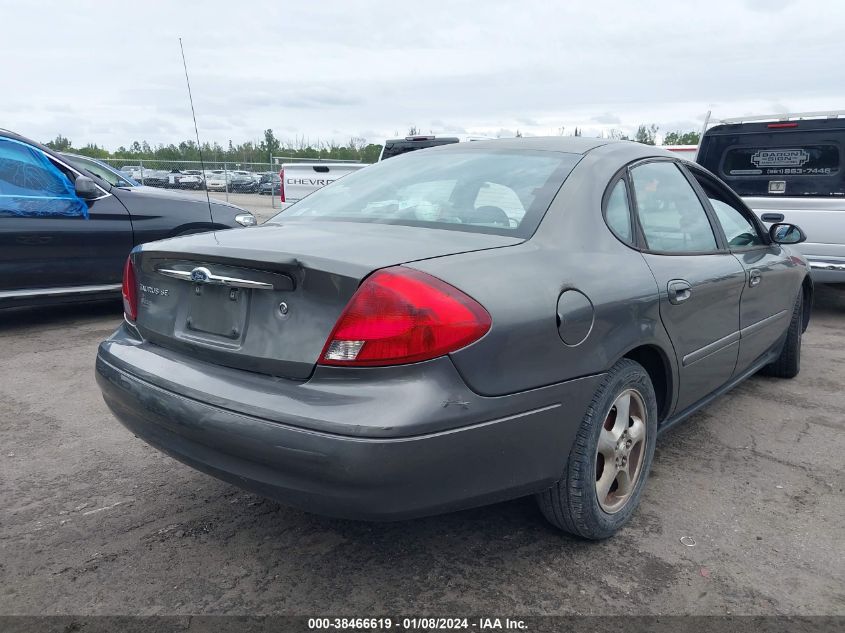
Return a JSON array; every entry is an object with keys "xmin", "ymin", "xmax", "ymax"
[{"xmin": 412, "ymin": 145, "xmax": 676, "ymax": 401}]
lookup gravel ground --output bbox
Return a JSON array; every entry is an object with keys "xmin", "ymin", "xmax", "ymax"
[{"xmin": 0, "ymin": 285, "xmax": 843, "ymax": 616}]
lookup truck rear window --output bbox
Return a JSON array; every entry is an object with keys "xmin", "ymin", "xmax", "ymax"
[
  {"xmin": 724, "ymin": 145, "xmax": 839, "ymax": 177},
  {"xmin": 698, "ymin": 126, "xmax": 844, "ymax": 197}
]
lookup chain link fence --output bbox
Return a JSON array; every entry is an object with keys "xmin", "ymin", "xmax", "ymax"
[
  {"xmin": 98, "ymin": 156, "xmax": 363, "ymax": 210},
  {"xmin": 98, "ymin": 158, "xmax": 282, "ymax": 205}
]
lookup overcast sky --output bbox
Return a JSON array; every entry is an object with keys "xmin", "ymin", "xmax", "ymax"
[{"xmin": 1, "ymin": 0, "xmax": 843, "ymax": 150}]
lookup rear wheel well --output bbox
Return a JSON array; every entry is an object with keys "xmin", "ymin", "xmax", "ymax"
[
  {"xmin": 623, "ymin": 345, "xmax": 671, "ymax": 422},
  {"xmin": 801, "ymin": 275, "xmax": 813, "ymax": 332}
]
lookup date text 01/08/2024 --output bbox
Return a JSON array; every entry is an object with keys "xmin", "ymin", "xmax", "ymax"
[{"xmin": 307, "ymin": 617, "xmax": 528, "ymax": 630}]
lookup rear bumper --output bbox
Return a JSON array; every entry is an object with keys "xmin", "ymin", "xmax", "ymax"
[{"xmin": 95, "ymin": 328, "xmax": 601, "ymax": 520}]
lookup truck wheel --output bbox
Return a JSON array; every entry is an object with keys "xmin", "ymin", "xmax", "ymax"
[
  {"xmin": 537, "ymin": 359, "xmax": 657, "ymax": 539},
  {"xmin": 761, "ymin": 293, "xmax": 803, "ymax": 379}
]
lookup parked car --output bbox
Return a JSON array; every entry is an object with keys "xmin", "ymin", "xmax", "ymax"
[
  {"xmin": 96, "ymin": 137, "xmax": 811, "ymax": 538},
  {"xmin": 119, "ymin": 165, "xmax": 170, "ymax": 187},
  {"xmin": 229, "ymin": 170, "xmax": 259, "ymax": 193},
  {"xmin": 279, "ymin": 161, "xmax": 367, "ymax": 202},
  {"xmin": 259, "ymin": 172, "xmax": 281, "ymax": 195},
  {"xmin": 118, "ymin": 166, "xmax": 168, "ymax": 187},
  {"xmin": 697, "ymin": 110, "xmax": 845, "ymax": 284},
  {"xmin": 142, "ymin": 169, "xmax": 169, "ymax": 187},
  {"xmin": 165, "ymin": 169, "xmax": 204, "ymax": 189},
  {"xmin": 120, "ymin": 165, "xmax": 143, "ymax": 180},
  {"xmin": 204, "ymin": 171, "xmax": 228, "ymax": 192},
  {"xmin": 0, "ymin": 131, "xmax": 256, "ymax": 309}
]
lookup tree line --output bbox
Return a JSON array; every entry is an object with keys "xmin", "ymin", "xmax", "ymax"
[
  {"xmin": 42, "ymin": 125, "xmax": 701, "ymax": 165},
  {"xmin": 616, "ymin": 125, "xmax": 700, "ymax": 146},
  {"xmin": 45, "ymin": 129, "xmax": 383, "ymax": 165}
]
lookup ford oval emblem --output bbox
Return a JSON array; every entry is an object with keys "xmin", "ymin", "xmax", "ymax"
[{"xmin": 190, "ymin": 267, "xmax": 211, "ymax": 283}]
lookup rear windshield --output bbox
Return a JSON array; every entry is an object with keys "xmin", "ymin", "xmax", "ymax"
[
  {"xmin": 272, "ymin": 149, "xmax": 580, "ymax": 237},
  {"xmin": 698, "ymin": 127, "xmax": 844, "ymax": 197},
  {"xmin": 380, "ymin": 138, "xmax": 460, "ymax": 160}
]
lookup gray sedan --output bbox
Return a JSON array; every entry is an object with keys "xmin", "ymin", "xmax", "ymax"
[{"xmin": 95, "ymin": 137, "xmax": 811, "ymax": 539}]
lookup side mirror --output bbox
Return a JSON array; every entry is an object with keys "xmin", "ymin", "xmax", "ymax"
[
  {"xmin": 769, "ymin": 222, "xmax": 806, "ymax": 245},
  {"xmin": 74, "ymin": 175, "xmax": 100, "ymax": 200}
]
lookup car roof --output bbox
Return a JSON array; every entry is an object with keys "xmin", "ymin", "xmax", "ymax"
[
  {"xmin": 1, "ymin": 128, "xmax": 64, "ymax": 158},
  {"xmin": 421, "ymin": 136, "xmax": 625, "ymax": 155},
  {"xmin": 61, "ymin": 152, "xmax": 102, "ymax": 163}
]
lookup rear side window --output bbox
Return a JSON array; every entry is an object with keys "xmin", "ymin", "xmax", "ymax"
[
  {"xmin": 278, "ymin": 149, "xmax": 580, "ymax": 237},
  {"xmin": 605, "ymin": 179, "xmax": 632, "ymax": 243},
  {"xmin": 631, "ymin": 161, "xmax": 718, "ymax": 253},
  {"xmin": 698, "ymin": 127, "xmax": 844, "ymax": 197}
]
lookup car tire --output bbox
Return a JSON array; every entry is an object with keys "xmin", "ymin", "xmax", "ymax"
[
  {"xmin": 537, "ymin": 358, "xmax": 658, "ymax": 539},
  {"xmin": 760, "ymin": 292, "xmax": 803, "ymax": 379}
]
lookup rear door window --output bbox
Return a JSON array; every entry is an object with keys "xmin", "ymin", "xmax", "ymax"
[{"xmin": 631, "ymin": 161, "xmax": 718, "ymax": 253}]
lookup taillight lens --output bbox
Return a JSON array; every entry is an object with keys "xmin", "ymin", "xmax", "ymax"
[
  {"xmin": 319, "ymin": 267, "xmax": 491, "ymax": 367},
  {"xmin": 122, "ymin": 256, "xmax": 138, "ymax": 322},
  {"xmin": 279, "ymin": 168, "xmax": 285, "ymax": 202}
]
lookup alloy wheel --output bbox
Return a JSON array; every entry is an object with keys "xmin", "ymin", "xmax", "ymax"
[{"xmin": 595, "ymin": 389, "xmax": 648, "ymax": 514}]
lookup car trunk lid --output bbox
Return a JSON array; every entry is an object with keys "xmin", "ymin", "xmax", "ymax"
[{"xmin": 132, "ymin": 221, "xmax": 521, "ymax": 379}]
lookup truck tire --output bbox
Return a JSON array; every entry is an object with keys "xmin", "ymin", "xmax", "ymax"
[
  {"xmin": 537, "ymin": 358, "xmax": 657, "ymax": 539},
  {"xmin": 761, "ymin": 293, "xmax": 803, "ymax": 379}
]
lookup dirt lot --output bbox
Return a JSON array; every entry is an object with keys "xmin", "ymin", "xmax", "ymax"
[{"xmin": 0, "ymin": 285, "xmax": 843, "ymax": 616}]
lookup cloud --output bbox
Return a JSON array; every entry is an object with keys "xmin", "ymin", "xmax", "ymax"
[
  {"xmin": 743, "ymin": 0, "xmax": 794, "ymax": 12},
  {"xmin": 0, "ymin": 0, "xmax": 842, "ymax": 149},
  {"xmin": 592, "ymin": 112, "xmax": 621, "ymax": 125}
]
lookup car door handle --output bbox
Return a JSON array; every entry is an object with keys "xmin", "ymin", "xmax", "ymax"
[
  {"xmin": 667, "ymin": 279, "xmax": 692, "ymax": 305},
  {"xmin": 749, "ymin": 269, "xmax": 762, "ymax": 287},
  {"xmin": 761, "ymin": 213, "xmax": 785, "ymax": 223}
]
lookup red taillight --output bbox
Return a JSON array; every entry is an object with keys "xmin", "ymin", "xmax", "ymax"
[
  {"xmin": 122, "ymin": 256, "xmax": 138, "ymax": 322},
  {"xmin": 319, "ymin": 267, "xmax": 491, "ymax": 367},
  {"xmin": 279, "ymin": 168, "xmax": 285, "ymax": 203},
  {"xmin": 768, "ymin": 122, "xmax": 798, "ymax": 128}
]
